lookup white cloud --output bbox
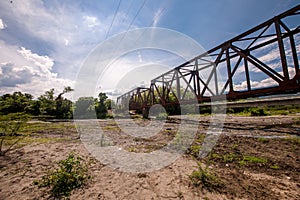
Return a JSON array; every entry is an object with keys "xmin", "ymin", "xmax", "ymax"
[
  {"xmin": 0, "ymin": 18, "xmax": 6, "ymax": 29},
  {"xmin": 0, "ymin": 63, "xmax": 33, "ymax": 87},
  {"xmin": 234, "ymin": 78, "xmax": 277, "ymax": 91},
  {"xmin": 152, "ymin": 7, "xmax": 164, "ymax": 27},
  {"xmin": 234, "ymin": 34, "xmax": 300, "ymax": 78},
  {"xmin": 18, "ymin": 47, "xmax": 54, "ymax": 75},
  {"xmin": 0, "ymin": 41, "xmax": 74, "ymax": 97},
  {"xmin": 0, "ymin": 1, "xmax": 109, "ymax": 79},
  {"xmin": 83, "ymin": 15, "xmax": 100, "ymax": 28},
  {"xmin": 0, "ymin": 0, "xmax": 163, "ymax": 88},
  {"xmin": 64, "ymin": 39, "xmax": 69, "ymax": 46}
]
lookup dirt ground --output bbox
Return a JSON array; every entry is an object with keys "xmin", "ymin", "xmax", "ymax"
[{"xmin": 0, "ymin": 115, "xmax": 299, "ymax": 200}]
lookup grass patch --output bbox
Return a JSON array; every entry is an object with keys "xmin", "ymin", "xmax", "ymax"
[
  {"xmin": 282, "ymin": 137, "xmax": 300, "ymax": 144},
  {"xmin": 292, "ymin": 117, "xmax": 300, "ymax": 124},
  {"xmin": 0, "ymin": 113, "xmax": 30, "ymax": 155},
  {"xmin": 227, "ymin": 104, "xmax": 300, "ymax": 116},
  {"xmin": 0, "ymin": 121, "xmax": 76, "ymax": 153},
  {"xmin": 102, "ymin": 125, "xmax": 121, "ymax": 131},
  {"xmin": 209, "ymin": 151, "xmax": 268, "ymax": 167},
  {"xmin": 2, "ymin": 136, "xmax": 67, "ymax": 146},
  {"xmin": 20, "ymin": 121, "xmax": 76, "ymax": 135},
  {"xmin": 239, "ymin": 155, "xmax": 267, "ymax": 166}
]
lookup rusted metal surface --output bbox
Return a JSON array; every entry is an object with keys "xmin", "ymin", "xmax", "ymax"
[{"xmin": 117, "ymin": 5, "xmax": 300, "ymax": 112}]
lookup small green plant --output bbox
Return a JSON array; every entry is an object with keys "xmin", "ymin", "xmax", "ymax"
[
  {"xmin": 257, "ymin": 138, "xmax": 269, "ymax": 143},
  {"xmin": 223, "ymin": 153, "xmax": 238, "ymax": 163},
  {"xmin": 209, "ymin": 153, "xmax": 222, "ymax": 159},
  {"xmin": 187, "ymin": 145, "xmax": 202, "ymax": 157},
  {"xmin": 127, "ymin": 146, "xmax": 137, "ymax": 152},
  {"xmin": 35, "ymin": 152, "xmax": 91, "ymax": 198},
  {"xmin": 189, "ymin": 163, "xmax": 223, "ymax": 191},
  {"xmin": 156, "ymin": 112, "xmax": 168, "ymax": 120},
  {"xmin": 270, "ymin": 165, "xmax": 280, "ymax": 170}
]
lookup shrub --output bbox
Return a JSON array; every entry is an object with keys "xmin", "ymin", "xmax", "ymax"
[
  {"xmin": 189, "ymin": 163, "xmax": 223, "ymax": 191},
  {"xmin": 156, "ymin": 112, "xmax": 168, "ymax": 120},
  {"xmin": 36, "ymin": 153, "xmax": 91, "ymax": 198},
  {"xmin": 249, "ymin": 108, "xmax": 266, "ymax": 116}
]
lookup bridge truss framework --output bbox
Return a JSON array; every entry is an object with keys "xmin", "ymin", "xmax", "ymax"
[{"xmin": 117, "ymin": 5, "xmax": 300, "ymax": 112}]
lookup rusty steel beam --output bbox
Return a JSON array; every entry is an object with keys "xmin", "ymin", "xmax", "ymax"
[{"xmin": 117, "ymin": 5, "xmax": 300, "ymax": 112}]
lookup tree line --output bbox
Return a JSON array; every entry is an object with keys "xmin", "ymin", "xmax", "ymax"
[{"xmin": 0, "ymin": 87, "xmax": 114, "ymax": 119}]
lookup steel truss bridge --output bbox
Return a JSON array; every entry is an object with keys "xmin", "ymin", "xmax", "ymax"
[{"xmin": 117, "ymin": 5, "xmax": 300, "ymax": 113}]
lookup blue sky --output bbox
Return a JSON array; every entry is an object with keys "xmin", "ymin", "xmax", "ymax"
[{"xmin": 0, "ymin": 0, "xmax": 299, "ymax": 98}]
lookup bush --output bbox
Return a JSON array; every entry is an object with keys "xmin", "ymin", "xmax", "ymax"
[
  {"xmin": 189, "ymin": 163, "xmax": 223, "ymax": 191},
  {"xmin": 156, "ymin": 112, "xmax": 168, "ymax": 120},
  {"xmin": 249, "ymin": 108, "xmax": 266, "ymax": 116},
  {"xmin": 36, "ymin": 153, "xmax": 91, "ymax": 198}
]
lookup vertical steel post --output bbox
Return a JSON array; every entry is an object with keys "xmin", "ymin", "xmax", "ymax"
[
  {"xmin": 275, "ymin": 20, "xmax": 289, "ymax": 80},
  {"xmin": 176, "ymin": 69, "xmax": 181, "ymax": 101},
  {"xmin": 226, "ymin": 47, "xmax": 234, "ymax": 93},
  {"xmin": 244, "ymin": 57, "xmax": 251, "ymax": 91}
]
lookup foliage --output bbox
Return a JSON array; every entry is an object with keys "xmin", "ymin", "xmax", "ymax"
[
  {"xmin": 209, "ymin": 151, "xmax": 268, "ymax": 167},
  {"xmin": 156, "ymin": 112, "xmax": 168, "ymax": 120},
  {"xmin": 239, "ymin": 155, "xmax": 268, "ymax": 165},
  {"xmin": 38, "ymin": 89, "xmax": 56, "ymax": 116},
  {"xmin": 0, "ymin": 89, "xmax": 114, "ymax": 119},
  {"xmin": 249, "ymin": 108, "xmax": 267, "ymax": 116},
  {"xmin": 186, "ymin": 134, "xmax": 205, "ymax": 157},
  {"xmin": 95, "ymin": 92, "xmax": 108, "ymax": 119},
  {"xmin": 35, "ymin": 153, "xmax": 91, "ymax": 198},
  {"xmin": 0, "ymin": 113, "xmax": 30, "ymax": 156},
  {"xmin": 226, "ymin": 104, "xmax": 300, "ymax": 116},
  {"xmin": 187, "ymin": 145, "xmax": 202, "ymax": 157},
  {"xmin": 270, "ymin": 165, "xmax": 280, "ymax": 170},
  {"xmin": 74, "ymin": 93, "xmax": 113, "ymax": 119},
  {"xmin": 0, "ymin": 92, "xmax": 35, "ymax": 115},
  {"xmin": 74, "ymin": 97, "xmax": 96, "ymax": 119},
  {"xmin": 0, "ymin": 87, "xmax": 74, "ymax": 119},
  {"xmin": 55, "ymin": 86, "xmax": 74, "ymax": 119},
  {"xmin": 104, "ymin": 98, "xmax": 115, "ymax": 110},
  {"xmin": 39, "ymin": 87, "xmax": 74, "ymax": 119},
  {"xmin": 189, "ymin": 163, "xmax": 223, "ymax": 191}
]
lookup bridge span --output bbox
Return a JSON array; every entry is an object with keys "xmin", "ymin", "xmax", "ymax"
[{"xmin": 117, "ymin": 5, "xmax": 300, "ymax": 113}]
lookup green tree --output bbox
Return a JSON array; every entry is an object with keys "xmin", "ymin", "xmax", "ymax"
[
  {"xmin": 37, "ymin": 87, "xmax": 74, "ymax": 119},
  {"xmin": 74, "ymin": 97, "xmax": 96, "ymax": 119},
  {"xmin": 55, "ymin": 87, "xmax": 74, "ymax": 119},
  {"xmin": 38, "ymin": 89, "xmax": 56, "ymax": 116},
  {"xmin": 95, "ymin": 92, "xmax": 108, "ymax": 119},
  {"xmin": 105, "ymin": 99, "xmax": 115, "ymax": 110},
  {"xmin": 0, "ymin": 92, "xmax": 33, "ymax": 114}
]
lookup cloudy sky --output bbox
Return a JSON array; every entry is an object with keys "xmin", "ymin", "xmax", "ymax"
[{"xmin": 0, "ymin": 0, "xmax": 299, "ymax": 99}]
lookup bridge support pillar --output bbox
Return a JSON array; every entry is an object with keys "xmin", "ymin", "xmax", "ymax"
[{"xmin": 142, "ymin": 107, "xmax": 149, "ymax": 119}]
